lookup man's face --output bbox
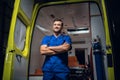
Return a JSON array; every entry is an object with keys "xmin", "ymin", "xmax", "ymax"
[{"xmin": 53, "ymin": 21, "xmax": 63, "ymax": 33}]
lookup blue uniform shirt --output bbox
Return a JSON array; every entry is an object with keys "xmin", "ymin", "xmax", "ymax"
[{"xmin": 41, "ymin": 34, "xmax": 72, "ymax": 72}]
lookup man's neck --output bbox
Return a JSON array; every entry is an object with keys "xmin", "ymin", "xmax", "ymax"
[{"xmin": 54, "ymin": 33, "xmax": 61, "ymax": 37}]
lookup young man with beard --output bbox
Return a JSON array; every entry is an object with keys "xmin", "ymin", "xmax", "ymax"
[{"xmin": 40, "ymin": 18, "xmax": 72, "ymax": 80}]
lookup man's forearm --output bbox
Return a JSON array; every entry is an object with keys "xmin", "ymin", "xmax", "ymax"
[
  {"xmin": 40, "ymin": 46, "xmax": 56, "ymax": 55},
  {"xmin": 48, "ymin": 43, "xmax": 70, "ymax": 53}
]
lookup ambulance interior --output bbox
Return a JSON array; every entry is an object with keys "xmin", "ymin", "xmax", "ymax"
[{"xmin": 29, "ymin": 2, "xmax": 107, "ymax": 80}]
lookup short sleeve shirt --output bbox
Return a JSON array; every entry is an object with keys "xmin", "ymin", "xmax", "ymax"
[{"xmin": 41, "ymin": 34, "xmax": 72, "ymax": 72}]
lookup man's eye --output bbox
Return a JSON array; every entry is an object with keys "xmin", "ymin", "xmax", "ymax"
[
  {"xmin": 54, "ymin": 24, "xmax": 61, "ymax": 26},
  {"xmin": 57, "ymin": 24, "xmax": 61, "ymax": 26}
]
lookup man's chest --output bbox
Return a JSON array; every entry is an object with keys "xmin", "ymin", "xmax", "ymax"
[{"xmin": 48, "ymin": 37, "xmax": 65, "ymax": 46}]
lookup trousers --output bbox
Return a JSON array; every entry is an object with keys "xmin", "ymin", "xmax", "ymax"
[{"xmin": 43, "ymin": 71, "xmax": 69, "ymax": 80}]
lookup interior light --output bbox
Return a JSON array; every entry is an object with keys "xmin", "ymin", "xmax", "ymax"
[{"xmin": 67, "ymin": 27, "xmax": 89, "ymax": 34}]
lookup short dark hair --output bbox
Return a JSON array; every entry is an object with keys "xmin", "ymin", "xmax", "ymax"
[{"xmin": 53, "ymin": 18, "xmax": 63, "ymax": 27}]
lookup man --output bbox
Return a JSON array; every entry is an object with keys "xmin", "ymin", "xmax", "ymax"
[{"xmin": 40, "ymin": 18, "xmax": 72, "ymax": 80}]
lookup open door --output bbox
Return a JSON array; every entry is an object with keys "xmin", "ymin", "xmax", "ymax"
[{"xmin": 2, "ymin": 0, "xmax": 35, "ymax": 80}]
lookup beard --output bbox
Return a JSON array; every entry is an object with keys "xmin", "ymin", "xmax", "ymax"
[
  {"xmin": 53, "ymin": 27, "xmax": 63, "ymax": 34},
  {"xmin": 53, "ymin": 29, "xmax": 61, "ymax": 34}
]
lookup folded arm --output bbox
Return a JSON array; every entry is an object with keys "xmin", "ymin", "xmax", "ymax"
[
  {"xmin": 40, "ymin": 43, "xmax": 71, "ymax": 55},
  {"xmin": 48, "ymin": 42, "xmax": 71, "ymax": 53},
  {"xmin": 40, "ymin": 45, "xmax": 56, "ymax": 55}
]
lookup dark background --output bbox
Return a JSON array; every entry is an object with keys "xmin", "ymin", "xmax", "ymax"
[
  {"xmin": 105, "ymin": 0, "xmax": 120, "ymax": 80},
  {"xmin": 0, "ymin": 0, "xmax": 15, "ymax": 80}
]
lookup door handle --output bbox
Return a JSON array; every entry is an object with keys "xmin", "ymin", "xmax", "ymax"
[{"xmin": 9, "ymin": 50, "xmax": 15, "ymax": 53}]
